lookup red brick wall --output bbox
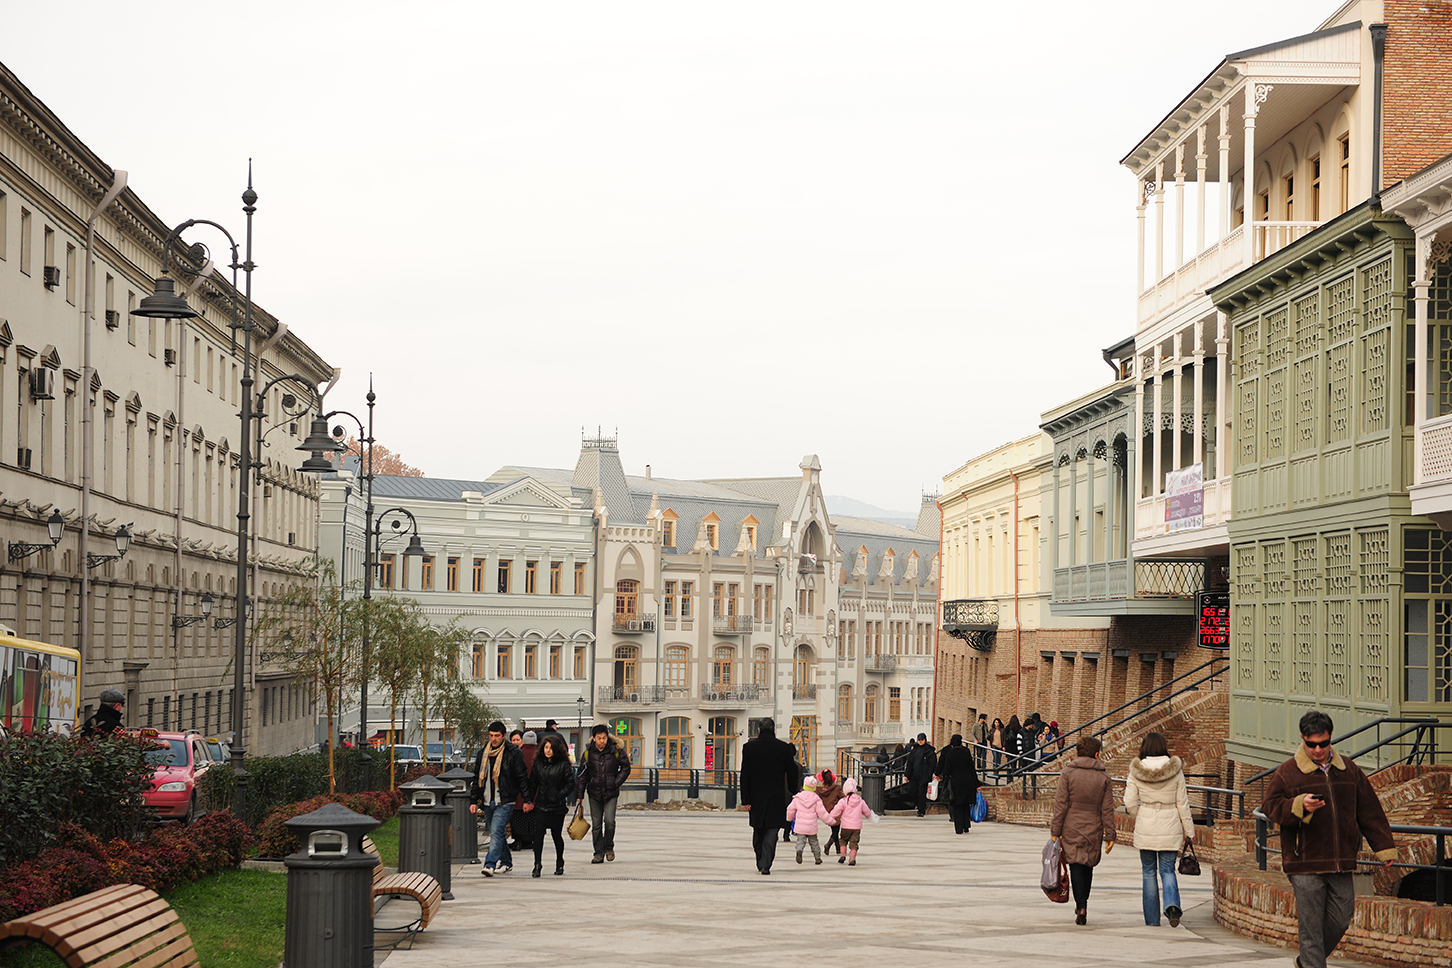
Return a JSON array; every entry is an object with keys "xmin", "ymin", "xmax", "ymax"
[{"xmin": 1382, "ymin": 1, "xmax": 1452, "ymax": 188}]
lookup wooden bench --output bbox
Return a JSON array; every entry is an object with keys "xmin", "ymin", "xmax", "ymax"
[
  {"xmin": 361, "ymin": 835, "xmax": 442, "ymax": 948},
  {"xmin": 0, "ymin": 884, "xmax": 198, "ymax": 968}
]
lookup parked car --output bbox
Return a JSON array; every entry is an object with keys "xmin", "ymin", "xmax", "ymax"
[
  {"xmin": 140, "ymin": 730, "xmax": 213, "ymax": 822},
  {"xmin": 380, "ymin": 745, "xmax": 425, "ymax": 769},
  {"xmin": 425, "ymin": 741, "xmax": 463, "ymax": 766},
  {"xmin": 204, "ymin": 736, "xmax": 231, "ymax": 765}
]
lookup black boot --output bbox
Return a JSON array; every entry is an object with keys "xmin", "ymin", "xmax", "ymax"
[
  {"xmin": 555, "ymin": 858, "xmax": 565, "ymax": 875},
  {"xmin": 532, "ymin": 862, "xmax": 542, "ymax": 878}
]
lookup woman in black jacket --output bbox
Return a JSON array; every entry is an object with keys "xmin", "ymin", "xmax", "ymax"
[
  {"xmin": 934, "ymin": 734, "xmax": 980, "ymax": 834},
  {"xmin": 1005, "ymin": 715, "xmax": 1027, "ymax": 775},
  {"xmin": 525, "ymin": 736, "xmax": 574, "ymax": 876}
]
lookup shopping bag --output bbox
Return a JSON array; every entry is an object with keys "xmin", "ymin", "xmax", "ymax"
[
  {"xmin": 970, "ymin": 790, "xmax": 988, "ymax": 823},
  {"xmin": 1178, "ymin": 840, "xmax": 1201, "ymax": 876},
  {"xmin": 567, "ymin": 801, "xmax": 590, "ymax": 841},
  {"xmin": 926, "ymin": 778, "xmax": 940, "ymax": 800},
  {"xmin": 1042, "ymin": 838, "xmax": 1070, "ymax": 903}
]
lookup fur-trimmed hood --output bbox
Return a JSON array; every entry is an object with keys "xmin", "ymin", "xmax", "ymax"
[{"xmin": 1129, "ymin": 755, "xmax": 1184, "ymax": 784}]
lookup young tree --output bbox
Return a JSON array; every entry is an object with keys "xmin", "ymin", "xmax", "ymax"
[
  {"xmin": 411, "ymin": 622, "xmax": 471, "ymax": 753},
  {"xmin": 254, "ymin": 559, "xmax": 363, "ymax": 793},
  {"xmin": 440, "ymin": 680, "xmax": 500, "ymax": 751},
  {"xmin": 369, "ymin": 596, "xmax": 430, "ymax": 789}
]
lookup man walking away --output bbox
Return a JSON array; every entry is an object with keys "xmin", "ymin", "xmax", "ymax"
[
  {"xmin": 906, "ymin": 733, "xmax": 937, "ymax": 816},
  {"xmin": 970, "ymin": 714, "xmax": 989, "ymax": 774},
  {"xmin": 80, "ymin": 689, "xmax": 126, "ymax": 737},
  {"xmin": 470, "ymin": 721, "xmax": 528, "ymax": 875},
  {"xmin": 740, "ymin": 718, "xmax": 801, "ymax": 874},
  {"xmin": 1263, "ymin": 710, "xmax": 1398, "ymax": 968},
  {"xmin": 935, "ymin": 733, "xmax": 979, "ymax": 834},
  {"xmin": 576, "ymin": 724, "xmax": 631, "ymax": 863}
]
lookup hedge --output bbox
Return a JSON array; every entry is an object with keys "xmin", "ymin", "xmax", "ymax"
[
  {"xmin": 252, "ymin": 791, "xmax": 402, "ymax": 858},
  {"xmin": 0, "ymin": 812, "xmax": 251, "ymax": 921},
  {"xmin": 0, "ymin": 732, "xmax": 154, "ymax": 868},
  {"xmin": 197, "ymin": 747, "xmax": 403, "ymax": 827}
]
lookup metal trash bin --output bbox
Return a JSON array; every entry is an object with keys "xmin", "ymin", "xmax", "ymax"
[
  {"xmin": 399, "ymin": 774, "xmax": 455, "ymax": 899},
  {"xmin": 861, "ymin": 765, "xmax": 885, "ymax": 816},
  {"xmin": 439, "ymin": 766, "xmax": 479, "ymax": 864},
  {"xmin": 282, "ymin": 802, "xmax": 380, "ymax": 968}
]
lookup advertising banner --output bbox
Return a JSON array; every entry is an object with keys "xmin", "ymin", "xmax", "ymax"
[{"xmin": 1164, "ymin": 463, "xmax": 1204, "ymax": 532}]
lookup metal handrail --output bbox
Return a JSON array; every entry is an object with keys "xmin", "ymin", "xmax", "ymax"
[
  {"xmin": 1052, "ymin": 655, "xmax": 1228, "ymax": 751},
  {"xmin": 1012, "ymin": 771, "xmax": 1246, "ymax": 821},
  {"xmin": 1243, "ymin": 718, "xmax": 1447, "ymax": 789},
  {"xmin": 1252, "ymin": 807, "xmax": 1449, "ymax": 906}
]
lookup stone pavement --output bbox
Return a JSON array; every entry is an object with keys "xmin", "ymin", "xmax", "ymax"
[{"xmin": 378, "ymin": 813, "xmax": 1366, "ymax": 968}]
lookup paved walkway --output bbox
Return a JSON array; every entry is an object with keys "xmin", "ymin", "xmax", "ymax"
[{"xmin": 378, "ymin": 813, "xmax": 1363, "ymax": 968}]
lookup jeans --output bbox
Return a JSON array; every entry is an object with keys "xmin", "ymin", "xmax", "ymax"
[
  {"xmin": 752, "ymin": 824, "xmax": 781, "ymax": 871},
  {"xmin": 1139, "ymin": 849, "xmax": 1181, "ymax": 924},
  {"xmin": 1288, "ymin": 872, "xmax": 1356, "ymax": 968},
  {"xmin": 481, "ymin": 802, "xmax": 514, "ymax": 869},
  {"xmin": 588, "ymin": 795, "xmax": 618, "ymax": 857},
  {"xmin": 1069, "ymin": 862, "xmax": 1094, "ymax": 909},
  {"xmin": 992, "ymin": 748, "xmax": 1002, "ymax": 770},
  {"xmin": 974, "ymin": 745, "xmax": 987, "ymax": 773}
]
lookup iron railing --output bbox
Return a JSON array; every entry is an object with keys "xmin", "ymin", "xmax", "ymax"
[
  {"xmin": 597, "ymin": 685, "xmax": 665, "ymax": 704},
  {"xmin": 1243, "ymin": 718, "xmax": 1452, "ymax": 793},
  {"xmin": 1053, "ymin": 557, "xmax": 1204, "ymax": 603},
  {"xmin": 622, "ymin": 768, "xmax": 740, "ymax": 808},
  {"xmin": 942, "ymin": 599, "xmax": 999, "ymax": 627},
  {"xmin": 612, "ymin": 613, "xmax": 657, "ymax": 633},
  {"xmin": 866, "ymin": 655, "xmax": 896, "ymax": 673},
  {"xmin": 699, "ymin": 683, "xmax": 762, "ymax": 702},
  {"xmin": 1254, "ymin": 808, "xmax": 1450, "ymax": 906},
  {"xmin": 792, "ymin": 683, "xmax": 817, "ymax": 700},
  {"xmin": 712, "ymin": 615, "xmax": 755, "ymax": 634},
  {"xmin": 1013, "ymin": 770, "xmax": 1246, "ymax": 823}
]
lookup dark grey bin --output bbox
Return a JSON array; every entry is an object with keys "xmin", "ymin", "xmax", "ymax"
[
  {"xmin": 861, "ymin": 765, "xmax": 885, "ymax": 816},
  {"xmin": 282, "ymin": 802, "xmax": 380, "ymax": 968},
  {"xmin": 399, "ymin": 774, "xmax": 454, "ymax": 899},
  {"xmin": 439, "ymin": 766, "xmax": 479, "ymax": 864}
]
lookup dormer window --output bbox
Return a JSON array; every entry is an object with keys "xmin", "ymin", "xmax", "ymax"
[
  {"xmin": 703, "ymin": 512, "xmax": 721, "ymax": 550},
  {"xmin": 743, "ymin": 514, "xmax": 759, "ymax": 550},
  {"xmin": 662, "ymin": 508, "xmax": 678, "ymax": 548}
]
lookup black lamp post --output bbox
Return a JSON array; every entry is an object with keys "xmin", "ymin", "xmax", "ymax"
[
  {"xmin": 134, "ymin": 172, "xmax": 339, "ymax": 821},
  {"xmin": 8, "ymin": 509, "xmax": 65, "ymax": 562},
  {"xmin": 366, "ymin": 505, "xmax": 426, "ymax": 757}
]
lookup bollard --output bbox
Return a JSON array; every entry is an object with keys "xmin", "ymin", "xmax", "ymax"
[
  {"xmin": 862, "ymin": 764, "xmax": 885, "ymax": 816},
  {"xmin": 282, "ymin": 802, "xmax": 380, "ymax": 968},
  {"xmin": 399, "ymin": 774, "xmax": 455, "ymax": 899},
  {"xmin": 439, "ymin": 766, "xmax": 479, "ymax": 864}
]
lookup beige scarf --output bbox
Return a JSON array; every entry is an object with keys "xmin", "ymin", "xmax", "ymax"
[{"xmin": 479, "ymin": 741, "xmax": 505, "ymax": 801}]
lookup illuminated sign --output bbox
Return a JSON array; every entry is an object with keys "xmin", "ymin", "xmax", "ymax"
[{"xmin": 1197, "ymin": 592, "xmax": 1230, "ymax": 650}]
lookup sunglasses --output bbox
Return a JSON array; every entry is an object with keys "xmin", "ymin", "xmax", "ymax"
[{"xmin": 1303, "ymin": 738, "xmax": 1332, "ymax": 749}]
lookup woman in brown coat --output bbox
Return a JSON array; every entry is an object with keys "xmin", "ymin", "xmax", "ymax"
[
  {"xmin": 816, "ymin": 770, "xmax": 845, "ymax": 856},
  {"xmin": 1049, "ymin": 736, "xmax": 1116, "ymax": 925}
]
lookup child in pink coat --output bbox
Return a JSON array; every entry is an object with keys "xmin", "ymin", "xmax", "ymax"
[
  {"xmin": 827, "ymin": 776, "xmax": 875, "ymax": 866},
  {"xmin": 786, "ymin": 776, "xmax": 834, "ymax": 865}
]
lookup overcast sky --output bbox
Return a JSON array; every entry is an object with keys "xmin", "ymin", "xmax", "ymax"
[{"xmin": 5, "ymin": 1, "xmax": 1319, "ymax": 511}]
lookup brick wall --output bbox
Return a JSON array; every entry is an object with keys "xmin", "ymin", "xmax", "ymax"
[{"xmin": 1382, "ymin": 1, "xmax": 1452, "ymax": 188}]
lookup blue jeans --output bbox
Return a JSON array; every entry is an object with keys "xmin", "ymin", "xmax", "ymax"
[
  {"xmin": 481, "ymin": 802, "xmax": 514, "ymax": 869},
  {"xmin": 1139, "ymin": 849, "xmax": 1181, "ymax": 924}
]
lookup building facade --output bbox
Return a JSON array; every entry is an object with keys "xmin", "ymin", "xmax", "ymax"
[{"xmin": 0, "ymin": 59, "xmax": 333, "ymax": 754}]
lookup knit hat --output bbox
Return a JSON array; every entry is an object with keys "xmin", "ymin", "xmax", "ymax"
[
  {"xmin": 803, "ymin": 776, "xmax": 818, "ymax": 790},
  {"xmin": 522, "ymin": 730, "xmax": 538, "ymax": 744},
  {"xmin": 843, "ymin": 777, "xmax": 857, "ymax": 794}
]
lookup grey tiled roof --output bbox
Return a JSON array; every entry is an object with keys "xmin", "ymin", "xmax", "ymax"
[
  {"xmin": 834, "ymin": 516, "xmax": 938, "ymax": 589},
  {"xmin": 914, "ymin": 501, "xmax": 942, "ymax": 538},
  {"xmin": 369, "ymin": 475, "xmax": 503, "ymax": 502},
  {"xmin": 573, "ymin": 446, "xmax": 637, "ymax": 523}
]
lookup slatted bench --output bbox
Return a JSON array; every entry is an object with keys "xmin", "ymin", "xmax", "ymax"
[
  {"xmin": 0, "ymin": 883, "xmax": 198, "ymax": 968},
  {"xmin": 362, "ymin": 835, "xmax": 442, "ymax": 948}
]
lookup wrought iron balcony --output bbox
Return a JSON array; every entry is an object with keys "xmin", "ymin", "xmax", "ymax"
[
  {"xmin": 597, "ymin": 685, "xmax": 664, "ymax": 704},
  {"xmin": 699, "ymin": 683, "xmax": 762, "ymax": 703},
  {"xmin": 1051, "ymin": 558, "xmax": 1204, "ymax": 615},
  {"xmin": 942, "ymin": 599, "xmax": 998, "ymax": 652},
  {"xmin": 792, "ymin": 683, "xmax": 817, "ymax": 701},
  {"xmin": 612, "ymin": 613, "xmax": 657, "ymax": 634},
  {"xmin": 866, "ymin": 655, "xmax": 896, "ymax": 673},
  {"xmin": 712, "ymin": 614, "xmax": 755, "ymax": 635}
]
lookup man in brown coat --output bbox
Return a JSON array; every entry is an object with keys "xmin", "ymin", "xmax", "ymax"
[
  {"xmin": 1263, "ymin": 710, "xmax": 1398, "ymax": 968},
  {"xmin": 1049, "ymin": 735, "xmax": 1116, "ymax": 925}
]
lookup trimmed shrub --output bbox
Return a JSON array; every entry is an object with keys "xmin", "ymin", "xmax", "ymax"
[
  {"xmin": 400, "ymin": 763, "xmax": 444, "ymax": 783},
  {"xmin": 197, "ymin": 747, "xmax": 401, "ymax": 827},
  {"xmin": 252, "ymin": 792, "xmax": 402, "ymax": 859},
  {"xmin": 0, "ymin": 812, "xmax": 251, "ymax": 920},
  {"xmin": 0, "ymin": 732, "xmax": 153, "ymax": 868}
]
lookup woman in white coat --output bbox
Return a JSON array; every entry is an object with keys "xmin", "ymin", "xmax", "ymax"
[{"xmin": 1123, "ymin": 731, "xmax": 1195, "ymax": 927}]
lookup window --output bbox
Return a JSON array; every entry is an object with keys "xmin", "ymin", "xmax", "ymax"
[
  {"xmin": 43, "ymin": 226, "xmax": 53, "ymax": 282},
  {"xmin": 753, "ymin": 584, "xmax": 762, "ymax": 619},
  {"xmin": 1404, "ymin": 529, "xmax": 1452, "ymax": 703},
  {"xmin": 472, "ymin": 642, "xmax": 484, "ymax": 678},
  {"xmin": 661, "ymin": 518, "xmax": 674, "ymax": 548},
  {"xmin": 613, "ymin": 645, "xmax": 638, "ymax": 691},
  {"xmin": 745, "ymin": 524, "xmax": 757, "ymax": 549},
  {"xmin": 794, "ymin": 646, "xmax": 811, "ymax": 687},
  {"xmin": 550, "ymin": 561, "xmax": 562, "ymax": 594},
  {"xmin": 764, "ymin": 586, "xmax": 772, "ymax": 621},
  {"xmin": 1339, "ymin": 135, "xmax": 1350, "ymax": 212},
  {"xmin": 847, "ymin": 620, "xmax": 856, "ymax": 659},
  {"xmin": 680, "ymin": 581, "xmax": 693, "ymax": 618},
  {"xmin": 497, "ymin": 560, "xmax": 511, "ymax": 593},
  {"xmin": 616, "ymin": 579, "xmax": 639, "ymax": 617},
  {"xmin": 666, "ymin": 645, "xmax": 688, "ymax": 688},
  {"xmin": 705, "ymin": 522, "xmax": 718, "ymax": 550},
  {"xmin": 1310, "ymin": 156, "xmax": 1321, "ymax": 220},
  {"xmin": 420, "ymin": 556, "xmax": 434, "ymax": 590},
  {"xmin": 659, "ymin": 716, "xmax": 692, "ymax": 774},
  {"xmin": 707, "ymin": 716, "xmax": 736, "ymax": 773},
  {"xmin": 753, "ymin": 647, "xmax": 769, "ymax": 686},
  {"xmin": 525, "ymin": 560, "xmax": 537, "ymax": 594},
  {"xmin": 727, "ymin": 583, "xmax": 738, "ymax": 617},
  {"xmin": 448, "ymin": 557, "xmax": 459, "ymax": 591},
  {"xmin": 574, "ymin": 562, "xmax": 586, "ymax": 594},
  {"xmin": 378, "ymin": 554, "xmax": 395, "ymax": 590},
  {"xmin": 864, "ymin": 684, "xmax": 878, "ymax": 723},
  {"xmin": 496, "ymin": 644, "xmax": 511, "ymax": 679},
  {"xmin": 663, "ymin": 580, "xmax": 676, "ymax": 617},
  {"xmin": 574, "ymin": 647, "xmax": 586, "ymax": 679},
  {"xmin": 713, "ymin": 646, "xmax": 734, "ymax": 686},
  {"xmin": 549, "ymin": 644, "xmax": 562, "ymax": 678},
  {"xmin": 19, "ymin": 207, "xmax": 30, "ymax": 274},
  {"xmin": 1283, "ymin": 174, "xmax": 1295, "ymax": 220},
  {"xmin": 712, "ymin": 583, "xmax": 724, "ymax": 618},
  {"xmin": 1258, "ymin": 190, "xmax": 1270, "ymax": 221},
  {"xmin": 399, "ymin": 555, "xmax": 410, "ymax": 591},
  {"xmin": 611, "ymin": 717, "xmax": 644, "ymax": 765},
  {"xmin": 889, "ymin": 686, "xmax": 901, "ymax": 721},
  {"xmin": 524, "ymin": 644, "xmax": 537, "ymax": 678},
  {"xmin": 473, "ymin": 558, "xmax": 485, "ymax": 592},
  {"xmin": 789, "ymin": 715, "xmax": 816, "ymax": 773},
  {"xmin": 837, "ymin": 684, "xmax": 852, "ymax": 722},
  {"xmin": 837, "ymin": 620, "xmax": 847, "ymax": 659}
]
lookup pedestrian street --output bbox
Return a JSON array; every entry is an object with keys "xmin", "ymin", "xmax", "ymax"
[{"xmin": 377, "ymin": 812, "xmax": 1352, "ymax": 968}]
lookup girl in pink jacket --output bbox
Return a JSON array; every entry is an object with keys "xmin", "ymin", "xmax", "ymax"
[
  {"xmin": 786, "ymin": 776, "xmax": 834, "ymax": 865},
  {"xmin": 827, "ymin": 776, "xmax": 875, "ymax": 866}
]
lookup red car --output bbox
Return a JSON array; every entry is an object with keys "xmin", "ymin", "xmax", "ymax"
[{"xmin": 140, "ymin": 730, "xmax": 213, "ymax": 822}]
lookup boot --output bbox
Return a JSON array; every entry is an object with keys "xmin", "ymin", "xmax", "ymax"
[
  {"xmin": 555, "ymin": 858, "xmax": 565, "ymax": 876},
  {"xmin": 838, "ymin": 853, "xmax": 846, "ymax": 864},
  {"xmin": 795, "ymin": 849, "xmax": 804, "ymax": 864},
  {"xmin": 531, "ymin": 862, "xmax": 542, "ymax": 878},
  {"xmin": 848, "ymin": 849, "xmax": 857, "ymax": 866}
]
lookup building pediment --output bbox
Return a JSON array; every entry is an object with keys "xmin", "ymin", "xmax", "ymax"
[{"xmin": 485, "ymin": 477, "xmax": 574, "ymax": 510}]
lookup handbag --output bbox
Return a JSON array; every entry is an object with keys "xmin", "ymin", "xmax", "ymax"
[
  {"xmin": 1178, "ymin": 840, "xmax": 1201, "ymax": 876},
  {"xmin": 567, "ymin": 801, "xmax": 590, "ymax": 841},
  {"xmin": 970, "ymin": 790, "xmax": 988, "ymax": 824},
  {"xmin": 1041, "ymin": 837, "xmax": 1070, "ymax": 903}
]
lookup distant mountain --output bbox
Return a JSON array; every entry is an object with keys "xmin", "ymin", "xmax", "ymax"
[{"xmin": 825, "ymin": 495, "xmax": 920, "ymax": 531}]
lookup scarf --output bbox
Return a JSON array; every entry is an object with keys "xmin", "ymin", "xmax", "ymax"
[{"xmin": 480, "ymin": 741, "xmax": 505, "ymax": 803}]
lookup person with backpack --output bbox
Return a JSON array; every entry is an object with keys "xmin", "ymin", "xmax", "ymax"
[{"xmin": 575, "ymin": 724, "xmax": 631, "ymax": 864}]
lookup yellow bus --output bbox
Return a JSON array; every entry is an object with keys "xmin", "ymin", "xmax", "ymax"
[{"xmin": 0, "ymin": 625, "xmax": 80, "ymax": 737}]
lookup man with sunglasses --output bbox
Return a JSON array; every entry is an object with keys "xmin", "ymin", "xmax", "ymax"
[{"xmin": 1263, "ymin": 710, "xmax": 1398, "ymax": 968}]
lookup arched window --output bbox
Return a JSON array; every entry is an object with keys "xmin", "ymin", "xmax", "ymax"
[
  {"xmin": 864, "ymin": 683, "xmax": 879, "ymax": 724},
  {"xmin": 794, "ymin": 646, "xmax": 812, "ymax": 686},
  {"xmin": 713, "ymin": 646, "xmax": 734, "ymax": 687},
  {"xmin": 613, "ymin": 645, "xmax": 638, "ymax": 694},
  {"xmin": 616, "ymin": 579, "xmax": 638, "ymax": 616},
  {"xmin": 659, "ymin": 716, "xmax": 691, "ymax": 777},
  {"xmin": 753, "ymin": 647, "xmax": 770, "ymax": 687},
  {"xmin": 665, "ymin": 645, "xmax": 689, "ymax": 689},
  {"xmin": 837, "ymin": 683, "xmax": 852, "ymax": 723}
]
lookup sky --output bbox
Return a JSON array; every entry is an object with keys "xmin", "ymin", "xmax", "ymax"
[{"xmin": 3, "ymin": 1, "xmax": 1321, "ymax": 509}]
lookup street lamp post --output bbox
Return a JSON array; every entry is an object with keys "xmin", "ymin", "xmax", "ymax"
[
  {"xmin": 365, "ymin": 505, "xmax": 425, "ymax": 755},
  {"xmin": 576, "ymin": 695, "xmax": 587, "ymax": 760}
]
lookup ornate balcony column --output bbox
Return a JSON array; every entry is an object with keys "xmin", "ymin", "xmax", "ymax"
[
  {"xmin": 1172, "ymin": 336, "xmax": 1184, "ymax": 473},
  {"xmin": 1152, "ymin": 353, "xmax": 1164, "ymax": 497},
  {"xmin": 1155, "ymin": 161, "xmax": 1167, "ymax": 283},
  {"xmin": 1175, "ymin": 144, "xmax": 1187, "ymax": 269},
  {"xmin": 1218, "ymin": 104, "xmax": 1233, "ymax": 240},
  {"xmin": 1068, "ymin": 448, "xmax": 1079, "ymax": 566},
  {"xmin": 1244, "ymin": 83, "xmax": 1270, "ymax": 266},
  {"xmin": 1193, "ymin": 319, "xmax": 1205, "ymax": 468},
  {"xmin": 1137, "ymin": 178, "xmax": 1149, "ymax": 293},
  {"xmin": 1134, "ymin": 369, "xmax": 1146, "ymax": 502},
  {"xmin": 1051, "ymin": 457, "xmax": 1061, "ymax": 576},
  {"xmin": 1215, "ymin": 313, "xmax": 1229, "ymax": 481},
  {"xmin": 1086, "ymin": 439, "xmax": 1096, "ymax": 566},
  {"xmin": 1196, "ymin": 124, "xmax": 1208, "ymax": 255}
]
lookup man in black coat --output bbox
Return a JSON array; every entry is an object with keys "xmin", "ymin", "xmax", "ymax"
[
  {"xmin": 739, "ymin": 718, "xmax": 801, "ymax": 874},
  {"xmin": 80, "ymin": 689, "xmax": 126, "ymax": 737},
  {"xmin": 935, "ymin": 733, "xmax": 980, "ymax": 834},
  {"xmin": 470, "ymin": 721, "xmax": 529, "ymax": 875},
  {"xmin": 906, "ymin": 733, "xmax": 938, "ymax": 817}
]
